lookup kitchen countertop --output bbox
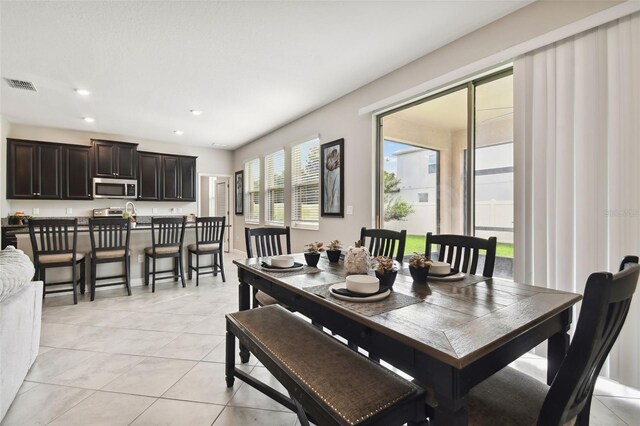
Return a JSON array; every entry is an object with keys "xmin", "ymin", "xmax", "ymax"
[{"xmin": 5, "ymin": 222, "xmax": 198, "ymax": 235}]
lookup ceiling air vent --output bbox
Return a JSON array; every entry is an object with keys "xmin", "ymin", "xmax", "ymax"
[{"xmin": 4, "ymin": 78, "xmax": 37, "ymax": 92}]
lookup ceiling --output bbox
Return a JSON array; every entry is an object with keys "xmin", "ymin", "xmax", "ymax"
[{"xmin": 1, "ymin": 1, "xmax": 529, "ymax": 149}]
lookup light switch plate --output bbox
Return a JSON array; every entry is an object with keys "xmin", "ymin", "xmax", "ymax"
[
  {"xmin": 137, "ymin": 254, "xmax": 144, "ymax": 263},
  {"xmin": 32, "ymin": 208, "xmax": 39, "ymax": 215},
  {"xmin": 346, "ymin": 205, "xmax": 353, "ymax": 215},
  {"xmin": 152, "ymin": 208, "xmax": 158, "ymax": 214},
  {"xmin": 66, "ymin": 208, "xmax": 73, "ymax": 215}
]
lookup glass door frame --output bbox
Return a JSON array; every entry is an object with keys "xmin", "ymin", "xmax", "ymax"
[{"xmin": 375, "ymin": 67, "xmax": 513, "ymax": 236}]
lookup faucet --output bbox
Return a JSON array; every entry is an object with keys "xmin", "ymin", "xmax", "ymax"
[{"xmin": 125, "ymin": 201, "xmax": 137, "ymax": 217}]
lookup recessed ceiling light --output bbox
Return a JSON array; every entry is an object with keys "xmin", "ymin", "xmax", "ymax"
[
  {"xmin": 190, "ymin": 109, "xmax": 203, "ymax": 116},
  {"xmin": 174, "ymin": 130, "xmax": 184, "ymax": 135},
  {"xmin": 75, "ymin": 88, "xmax": 91, "ymax": 96},
  {"xmin": 83, "ymin": 117, "xmax": 95, "ymax": 123}
]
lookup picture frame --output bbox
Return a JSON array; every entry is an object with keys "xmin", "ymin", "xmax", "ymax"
[
  {"xmin": 234, "ymin": 170, "xmax": 244, "ymax": 215},
  {"xmin": 320, "ymin": 138, "xmax": 344, "ymax": 217}
]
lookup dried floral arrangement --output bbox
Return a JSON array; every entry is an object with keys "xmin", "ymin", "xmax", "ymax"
[
  {"xmin": 326, "ymin": 240, "xmax": 342, "ymax": 251},
  {"xmin": 305, "ymin": 242, "xmax": 324, "ymax": 253},
  {"xmin": 409, "ymin": 253, "xmax": 432, "ymax": 269}
]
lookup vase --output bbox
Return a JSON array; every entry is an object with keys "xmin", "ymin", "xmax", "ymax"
[
  {"xmin": 375, "ymin": 269, "xmax": 397, "ymax": 289},
  {"xmin": 326, "ymin": 249, "xmax": 341, "ymax": 263},
  {"xmin": 345, "ymin": 246, "xmax": 371, "ymax": 274},
  {"xmin": 409, "ymin": 265, "xmax": 430, "ymax": 283},
  {"xmin": 304, "ymin": 252, "xmax": 321, "ymax": 267}
]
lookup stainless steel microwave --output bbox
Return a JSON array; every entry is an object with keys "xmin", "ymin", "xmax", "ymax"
[{"xmin": 92, "ymin": 177, "xmax": 137, "ymax": 199}]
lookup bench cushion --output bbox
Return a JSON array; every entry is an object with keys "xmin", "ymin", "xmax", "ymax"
[{"xmin": 227, "ymin": 305, "xmax": 422, "ymax": 425}]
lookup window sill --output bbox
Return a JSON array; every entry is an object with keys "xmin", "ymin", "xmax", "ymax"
[
  {"xmin": 264, "ymin": 221, "xmax": 285, "ymax": 227},
  {"xmin": 291, "ymin": 222, "xmax": 319, "ymax": 231}
]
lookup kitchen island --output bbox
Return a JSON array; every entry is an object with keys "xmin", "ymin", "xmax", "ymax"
[{"xmin": 6, "ymin": 217, "xmax": 220, "ymax": 290}]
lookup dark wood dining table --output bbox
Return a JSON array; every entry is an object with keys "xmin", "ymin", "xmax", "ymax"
[{"xmin": 234, "ymin": 254, "xmax": 582, "ymax": 426}]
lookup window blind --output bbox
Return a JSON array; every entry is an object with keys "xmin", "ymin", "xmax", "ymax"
[
  {"xmin": 291, "ymin": 138, "xmax": 320, "ymax": 229},
  {"xmin": 244, "ymin": 158, "xmax": 261, "ymax": 224},
  {"xmin": 265, "ymin": 150, "xmax": 285, "ymax": 225}
]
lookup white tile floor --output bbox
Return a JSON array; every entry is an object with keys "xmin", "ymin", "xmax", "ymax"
[{"xmin": 2, "ymin": 251, "xmax": 639, "ymax": 425}]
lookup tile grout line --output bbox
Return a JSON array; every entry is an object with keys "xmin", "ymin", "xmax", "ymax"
[{"xmin": 593, "ymin": 395, "xmax": 629, "ymax": 425}]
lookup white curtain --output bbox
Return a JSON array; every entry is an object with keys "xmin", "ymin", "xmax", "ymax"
[{"xmin": 514, "ymin": 12, "xmax": 640, "ymax": 388}]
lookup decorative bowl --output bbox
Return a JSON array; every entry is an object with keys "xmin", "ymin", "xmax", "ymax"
[
  {"xmin": 271, "ymin": 255, "xmax": 295, "ymax": 268},
  {"xmin": 430, "ymin": 261, "xmax": 451, "ymax": 275},
  {"xmin": 346, "ymin": 275, "xmax": 379, "ymax": 294}
]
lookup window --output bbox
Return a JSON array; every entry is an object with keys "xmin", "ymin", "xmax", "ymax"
[
  {"xmin": 428, "ymin": 153, "xmax": 437, "ymax": 174},
  {"xmin": 291, "ymin": 138, "xmax": 320, "ymax": 229},
  {"xmin": 244, "ymin": 158, "xmax": 261, "ymax": 224},
  {"xmin": 265, "ymin": 149, "xmax": 285, "ymax": 225},
  {"xmin": 379, "ymin": 69, "xmax": 513, "ymax": 279}
]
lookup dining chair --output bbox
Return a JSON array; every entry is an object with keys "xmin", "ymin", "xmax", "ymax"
[
  {"xmin": 144, "ymin": 216, "xmax": 186, "ymax": 292},
  {"xmin": 28, "ymin": 218, "xmax": 85, "ymax": 304},
  {"xmin": 88, "ymin": 218, "xmax": 132, "ymax": 301},
  {"xmin": 188, "ymin": 216, "xmax": 226, "ymax": 286},
  {"xmin": 245, "ymin": 226, "xmax": 291, "ymax": 258},
  {"xmin": 425, "ymin": 232, "xmax": 497, "ymax": 277},
  {"xmin": 359, "ymin": 227, "xmax": 406, "ymax": 263},
  {"xmin": 245, "ymin": 226, "xmax": 291, "ymax": 307},
  {"xmin": 465, "ymin": 256, "xmax": 640, "ymax": 426}
]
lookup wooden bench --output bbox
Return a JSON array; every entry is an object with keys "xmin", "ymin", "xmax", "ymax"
[{"xmin": 225, "ymin": 305, "xmax": 426, "ymax": 426}]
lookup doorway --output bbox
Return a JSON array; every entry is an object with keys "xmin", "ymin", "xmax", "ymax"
[{"xmin": 198, "ymin": 174, "xmax": 231, "ymax": 252}]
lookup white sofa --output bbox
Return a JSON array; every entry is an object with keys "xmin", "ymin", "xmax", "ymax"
[{"xmin": 0, "ymin": 246, "xmax": 42, "ymax": 422}]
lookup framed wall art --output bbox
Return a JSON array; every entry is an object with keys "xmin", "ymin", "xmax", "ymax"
[
  {"xmin": 320, "ymin": 138, "xmax": 344, "ymax": 217},
  {"xmin": 234, "ymin": 170, "xmax": 244, "ymax": 215}
]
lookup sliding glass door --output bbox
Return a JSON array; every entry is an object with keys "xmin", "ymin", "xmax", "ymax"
[{"xmin": 377, "ymin": 69, "xmax": 513, "ymax": 279}]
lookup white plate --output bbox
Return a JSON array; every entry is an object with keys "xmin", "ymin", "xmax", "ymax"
[
  {"xmin": 428, "ymin": 272, "xmax": 466, "ymax": 282},
  {"xmin": 261, "ymin": 264, "xmax": 304, "ymax": 272},
  {"xmin": 329, "ymin": 283, "xmax": 391, "ymax": 303}
]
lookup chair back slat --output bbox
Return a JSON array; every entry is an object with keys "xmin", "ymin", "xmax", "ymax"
[
  {"xmin": 29, "ymin": 219, "xmax": 78, "ymax": 259},
  {"xmin": 426, "ymin": 233, "xmax": 497, "ymax": 277},
  {"xmin": 152, "ymin": 217, "xmax": 186, "ymax": 249},
  {"xmin": 195, "ymin": 217, "xmax": 225, "ymax": 251},
  {"xmin": 360, "ymin": 228, "xmax": 406, "ymax": 262},
  {"xmin": 245, "ymin": 227, "xmax": 291, "ymax": 258},
  {"xmin": 89, "ymin": 218, "xmax": 131, "ymax": 257},
  {"xmin": 538, "ymin": 256, "xmax": 639, "ymax": 425}
]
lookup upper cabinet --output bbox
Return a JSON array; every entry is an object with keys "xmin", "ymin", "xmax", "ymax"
[
  {"xmin": 6, "ymin": 138, "xmax": 196, "ymax": 202},
  {"xmin": 63, "ymin": 145, "xmax": 92, "ymax": 200},
  {"xmin": 92, "ymin": 139, "xmax": 138, "ymax": 179},
  {"xmin": 7, "ymin": 139, "xmax": 62, "ymax": 199},
  {"xmin": 138, "ymin": 152, "xmax": 162, "ymax": 201},
  {"xmin": 139, "ymin": 151, "xmax": 197, "ymax": 202},
  {"xmin": 161, "ymin": 155, "xmax": 196, "ymax": 201}
]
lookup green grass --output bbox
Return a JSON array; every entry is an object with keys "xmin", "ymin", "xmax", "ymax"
[{"xmin": 405, "ymin": 234, "xmax": 514, "ymax": 259}]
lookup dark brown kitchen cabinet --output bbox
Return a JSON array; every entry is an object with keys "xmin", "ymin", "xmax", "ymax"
[
  {"xmin": 92, "ymin": 139, "xmax": 138, "ymax": 179},
  {"xmin": 161, "ymin": 155, "xmax": 196, "ymax": 201},
  {"xmin": 7, "ymin": 139, "xmax": 62, "ymax": 199},
  {"xmin": 138, "ymin": 152, "xmax": 161, "ymax": 200},
  {"xmin": 63, "ymin": 145, "xmax": 92, "ymax": 200}
]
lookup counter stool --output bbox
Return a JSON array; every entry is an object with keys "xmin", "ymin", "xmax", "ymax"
[
  {"xmin": 29, "ymin": 218, "xmax": 85, "ymax": 305},
  {"xmin": 188, "ymin": 216, "xmax": 226, "ymax": 286},
  {"xmin": 88, "ymin": 218, "xmax": 132, "ymax": 301},
  {"xmin": 144, "ymin": 216, "xmax": 186, "ymax": 292}
]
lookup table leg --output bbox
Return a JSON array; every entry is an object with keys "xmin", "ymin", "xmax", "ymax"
[
  {"xmin": 431, "ymin": 396, "xmax": 468, "ymax": 426},
  {"xmin": 547, "ymin": 331, "xmax": 569, "ymax": 385},
  {"xmin": 547, "ymin": 308, "xmax": 572, "ymax": 385},
  {"xmin": 238, "ymin": 280, "xmax": 251, "ymax": 364}
]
